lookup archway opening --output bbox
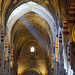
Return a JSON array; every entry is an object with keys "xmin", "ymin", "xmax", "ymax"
[
  {"xmin": 23, "ymin": 70, "xmax": 40, "ymax": 75},
  {"xmin": 11, "ymin": 12, "xmax": 50, "ymax": 75},
  {"xmin": 6, "ymin": 1, "xmax": 55, "ymax": 43},
  {"xmin": 5, "ymin": 1, "xmax": 55, "ymax": 75}
]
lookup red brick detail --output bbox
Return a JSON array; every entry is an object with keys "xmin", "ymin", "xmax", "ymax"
[
  {"xmin": 67, "ymin": 59, "xmax": 70, "ymax": 61},
  {"xmin": 63, "ymin": 32, "xmax": 69, "ymax": 34},
  {"xmin": 11, "ymin": 56, "xmax": 13, "ymax": 57},
  {"xmin": 0, "ymin": 63, "xmax": 1, "ymax": 66},
  {"xmin": 8, "ymin": 51, "xmax": 11, "ymax": 53},
  {"xmin": 1, "ymin": 36, "xmax": 3, "ymax": 38},
  {"xmin": 67, "ymin": 53, "xmax": 70, "ymax": 56},
  {"xmin": 70, "ymin": 4, "xmax": 75, "ymax": 7},
  {"xmin": 5, "ymin": 46, "xmax": 7, "ymax": 48},
  {"xmin": 1, "ymin": 33, "xmax": 3, "ymax": 34},
  {"xmin": 1, "ymin": 39, "xmax": 3, "ymax": 42},
  {"xmin": 59, "ymin": 40, "xmax": 62, "ymax": 42},
  {"xmin": 69, "ymin": 14, "xmax": 75, "ymax": 17},
  {"xmin": 68, "ymin": 20, "xmax": 75, "ymax": 23},
  {"xmin": 64, "ymin": 23, "xmax": 67, "ymax": 24},
  {"xmin": 56, "ymin": 47, "xmax": 58, "ymax": 48},
  {"xmin": 59, "ymin": 36, "xmax": 62, "ymax": 38},
  {"xmin": 63, "ymin": 27, "xmax": 68, "ymax": 29}
]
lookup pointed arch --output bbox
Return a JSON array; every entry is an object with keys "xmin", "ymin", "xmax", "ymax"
[{"xmin": 7, "ymin": 1, "xmax": 55, "ymax": 42}]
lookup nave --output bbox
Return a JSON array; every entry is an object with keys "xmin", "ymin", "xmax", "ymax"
[{"xmin": 0, "ymin": 0, "xmax": 75, "ymax": 75}]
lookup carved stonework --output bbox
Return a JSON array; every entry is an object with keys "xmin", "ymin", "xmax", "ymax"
[
  {"xmin": 29, "ymin": 58, "xmax": 36, "ymax": 66},
  {"xmin": 13, "ymin": 0, "xmax": 17, "ymax": 4}
]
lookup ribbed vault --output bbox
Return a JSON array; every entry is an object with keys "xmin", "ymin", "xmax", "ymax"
[
  {"xmin": 11, "ymin": 12, "xmax": 51, "ymax": 56},
  {"xmin": 11, "ymin": 11, "xmax": 51, "ymax": 74}
]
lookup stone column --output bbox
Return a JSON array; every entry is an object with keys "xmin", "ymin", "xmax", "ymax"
[
  {"xmin": 0, "ymin": 27, "xmax": 2, "ymax": 74},
  {"xmin": 68, "ymin": 2, "xmax": 75, "ymax": 74},
  {"xmin": 47, "ymin": 53, "xmax": 55, "ymax": 75},
  {"xmin": 59, "ymin": 31, "xmax": 62, "ymax": 75},
  {"xmin": 0, "ymin": 27, "xmax": 5, "ymax": 75},
  {"xmin": 68, "ymin": 3, "xmax": 75, "ymax": 43},
  {"xmin": 71, "ymin": 43, "xmax": 75, "ymax": 73},
  {"xmin": 4, "ymin": 36, "xmax": 9, "ymax": 75},
  {"xmin": 63, "ymin": 18, "xmax": 69, "ymax": 73},
  {"xmin": 51, "ymin": 50, "xmax": 54, "ymax": 75},
  {"xmin": 13, "ymin": 56, "xmax": 18, "ymax": 75},
  {"xmin": 47, "ymin": 55, "xmax": 51, "ymax": 75},
  {"xmin": 55, "ymin": 38, "xmax": 59, "ymax": 75},
  {"xmin": 8, "ymin": 45, "xmax": 11, "ymax": 75},
  {"xmin": 53, "ymin": 45, "xmax": 56, "ymax": 75},
  {"xmin": 67, "ymin": 41, "xmax": 71, "ymax": 75}
]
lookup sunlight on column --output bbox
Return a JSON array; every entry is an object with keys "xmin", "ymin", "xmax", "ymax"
[{"xmin": 68, "ymin": 65, "xmax": 74, "ymax": 75}]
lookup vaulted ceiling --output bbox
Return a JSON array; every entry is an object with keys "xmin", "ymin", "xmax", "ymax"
[
  {"xmin": 0, "ymin": 0, "xmax": 74, "ymax": 64},
  {"xmin": 0, "ymin": 0, "xmax": 75, "ymax": 75},
  {"xmin": 0, "ymin": 0, "xmax": 71, "ymax": 22},
  {"xmin": 11, "ymin": 12, "xmax": 49, "ymax": 75},
  {"xmin": 11, "ymin": 12, "xmax": 50, "ymax": 57}
]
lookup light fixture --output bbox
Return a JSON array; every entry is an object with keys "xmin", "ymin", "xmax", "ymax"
[{"xmin": 30, "ymin": 47, "xmax": 35, "ymax": 52}]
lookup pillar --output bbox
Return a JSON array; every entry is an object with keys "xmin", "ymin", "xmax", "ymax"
[
  {"xmin": 67, "ymin": 41, "xmax": 71, "ymax": 75},
  {"xmin": 59, "ymin": 31, "xmax": 63, "ymax": 75},
  {"xmin": 13, "ymin": 58, "xmax": 18, "ymax": 75},
  {"xmin": 8, "ymin": 45, "xmax": 11, "ymax": 75},
  {"xmin": 68, "ymin": 3, "xmax": 75, "ymax": 43},
  {"xmin": 4, "ymin": 36, "xmax": 9, "ymax": 75},
  {"xmin": 0, "ymin": 27, "xmax": 4, "ymax": 75},
  {"xmin": 55, "ymin": 38, "xmax": 59, "ymax": 75},
  {"xmin": 63, "ymin": 18, "xmax": 69, "ymax": 73},
  {"xmin": 68, "ymin": 2, "xmax": 75, "ymax": 72},
  {"xmin": 47, "ymin": 55, "xmax": 52, "ymax": 75},
  {"xmin": 12, "ymin": 50, "xmax": 18, "ymax": 75},
  {"xmin": 53, "ymin": 45, "xmax": 56, "ymax": 75}
]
